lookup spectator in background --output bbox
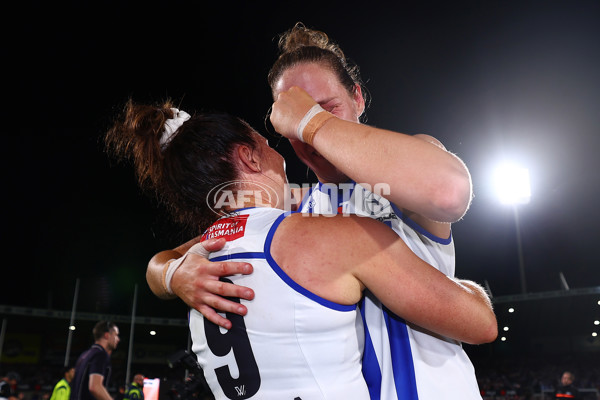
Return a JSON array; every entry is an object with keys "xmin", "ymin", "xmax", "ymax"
[
  {"xmin": 554, "ymin": 371, "xmax": 580, "ymax": 400},
  {"xmin": 124, "ymin": 374, "xmax": 144, "ymax": 400},
  {"xmin": 0, "ymin": 375, "xmax": 15, "ymax": 400},
  {"xmin": 113, "ymin": 385, "xmax": 126, "ymax": 400},
  {"xmin": 49, "ymin": 366, "xmax": 74, "ymax": 400},
  {"xmin": 0, "ymin": 372, "xmax": 20, "ymax": 400},
  {"xmin": 71, "ymin": 321, "xmax": 120, "ymax": 400}
]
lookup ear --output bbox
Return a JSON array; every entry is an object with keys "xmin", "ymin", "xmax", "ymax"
[
  {"xmin": 353, "ymin": 84, "xmax": 366, "ymax": 119},
  {"xmin": 237, "ymin": 144, "xmax": 262, "ymax": 173}
]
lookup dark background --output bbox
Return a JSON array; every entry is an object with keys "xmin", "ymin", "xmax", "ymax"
[{"xmin": 2, "ymin": 0, "xmax": 599, "ymax": 368}]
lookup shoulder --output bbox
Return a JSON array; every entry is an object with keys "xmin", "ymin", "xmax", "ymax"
[
  {"xmin": 89, "ymin": 344, "xmax": 105, "ymax": 354},
  {"xmin": 268, "ymin": 213, "xmax": 388, "ymax": 304},
  {"xmin": 273, "ymin": 213, "xmax": 397, "ymax": 262},
  {"xmin": 279, "ymin": 212, "xmax": 389, "ymax": 236},
  {"xmin": 90, "ymin": 348, "xmax": 109, "ymax": 361}
]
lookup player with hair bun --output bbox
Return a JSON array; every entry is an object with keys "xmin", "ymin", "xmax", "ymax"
[
  {"xmin": 146, "ymin": 22, "xmax": 493, "ymax": 399},
  {"xmin": 109, "ymin": 98, "xmax": 496, "ymax": 399}
]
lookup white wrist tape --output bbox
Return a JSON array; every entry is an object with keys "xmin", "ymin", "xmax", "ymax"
[
  {"xmin": 296, "ymin": 104, "xmax": 325, "ymax": 142},
  {"xmin": 164, "ymin": 242, "xmax": 211, "ymax": 295}
]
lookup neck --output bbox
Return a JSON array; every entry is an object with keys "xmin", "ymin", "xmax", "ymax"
[
  {"xmin": 217, "ymin": 179, "xmax": 284, "ymax": 211},
  {"xmin": 315, "ymin": 170, "xmax": 349, "ymax": 185},
  {"xmin": 95, "ymin": 340, "xmax": 110, "ymax": 354}
]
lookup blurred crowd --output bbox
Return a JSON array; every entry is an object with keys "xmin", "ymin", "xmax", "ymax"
[
  {"xmin": 1, "ymin": 353, "xmax": 598, "ymax": 400},
  {"xmin": 474, "ymin": 355, "xmax": 600, "ymax": 399}
]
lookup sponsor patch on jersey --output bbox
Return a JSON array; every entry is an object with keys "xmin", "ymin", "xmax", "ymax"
[{"xmin": 202, "ymin": 214, "xmax": 249, "ymax": 241}]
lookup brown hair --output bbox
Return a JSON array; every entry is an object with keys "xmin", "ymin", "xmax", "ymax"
[
  {"xmin": 267, "ymin": 22, "xmax": 368, "ymax": 115},
  {"xmin": 92, "ymin": 320, "xmax": 117, "ymax": 341},
  {"xmin": 104, "ymin": 99, "xmax": 258, "ymax": 231}
]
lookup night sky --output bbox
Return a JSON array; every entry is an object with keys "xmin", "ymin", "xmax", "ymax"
[{"xmin": 4, "ymin": 0, "xmax": 600, "ymax": 325}]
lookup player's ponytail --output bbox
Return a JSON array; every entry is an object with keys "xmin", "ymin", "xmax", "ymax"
[{"xmin": 105, "ymin": 99, "xmax": 258, "ymax": 232}]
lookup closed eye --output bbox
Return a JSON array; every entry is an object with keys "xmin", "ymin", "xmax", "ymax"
[{"xmin": 321, "ymin": 103, "xmax": 339, "ymax": 114}]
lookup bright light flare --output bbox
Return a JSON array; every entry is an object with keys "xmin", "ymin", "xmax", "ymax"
[{"xmin": 493, "ymin": 163, "xmax": 531, "ymax": 205}]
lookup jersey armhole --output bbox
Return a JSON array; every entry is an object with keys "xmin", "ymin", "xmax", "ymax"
[
  {"xmin": 389, "ymin": 203, "xmax": 452, "ymax": 245},
  {"xmin": 263, "ymin": 211, "xmax": 356, "ymax": 312}
]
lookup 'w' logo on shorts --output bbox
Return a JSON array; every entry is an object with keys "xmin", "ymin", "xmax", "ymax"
[{"xmin": 234, "ymin": 385, "xmax": 245, "ymax": 396}]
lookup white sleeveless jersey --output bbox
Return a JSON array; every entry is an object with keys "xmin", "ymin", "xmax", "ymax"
[
  {"xmin": 299, "ymin": 182, "xmax": 482, "ymax": 400},
  {"xmin": 189, "ymin": 207, "xmax": 369, "ymax": 400}
]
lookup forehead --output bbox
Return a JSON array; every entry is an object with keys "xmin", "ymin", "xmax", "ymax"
[{"xmin": 273, "ymin": 62, "xmax": 345, "ymax": 102}]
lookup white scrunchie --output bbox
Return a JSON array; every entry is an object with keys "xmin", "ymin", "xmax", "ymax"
[{"xmin": 160, "ymin": 108, "xmax": 191, "ymax": 149}]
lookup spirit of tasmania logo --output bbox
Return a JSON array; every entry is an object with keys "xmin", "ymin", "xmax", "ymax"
[{"xmin": 201, "ymin": 214, "xmax": 249, "ymax": 241}]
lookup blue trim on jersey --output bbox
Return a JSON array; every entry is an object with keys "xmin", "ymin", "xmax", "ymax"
[
  {"xmin": 316, "ymin": 182, "xmax": 338, "ymax": 212},
  {"xmin": 263, "ymin": 211, "xmax": 356, "ymax": 312},
  {"xmin": 210, "ymin": 252, "xmax": 266, "ymax": 261},
  {"xmin": 316, "ymin": 180, "xmax": 356, "ymax": 211},
  {"xmin": 359, "ymin": 298, "xmax": 383, "ymax": 400},
  {"xmin": 384, "ymin": 307, "xmax": 419, "ymax": 399},
  {"xmin": 389, "ymin": 202, "xmax": 452, "ymax": 245},
  {"xmin": 360, "ymin": 297, "xmax": 420, "ymax": 399},
  {"xmin": 298, "ymin": 185, "xmax": 317, "ymax": 213}
]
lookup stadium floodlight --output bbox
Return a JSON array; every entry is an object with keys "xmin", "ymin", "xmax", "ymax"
[
  {"xmin": 493, "ymin": 163, "xmax": 531, "ymax": 205},
  {"xmin": 493, "ymin": 162, "xmax": 531, "ymax": 294}
]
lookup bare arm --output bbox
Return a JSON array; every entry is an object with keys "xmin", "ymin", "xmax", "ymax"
[
  {"xmin": 313, "ymin": 120, "xmax": 471, "ymax": 222},
  {"xmin": 353, "ymin": 218, "xmax": 496, "ymax": 344},
  {"xmin": 146, "ymin": 234, "xmax": 203, "ymax": 299},
  {"xmin": 352, "ymin": 217, "xmax": 496, "ymax": 344},
  {"xmin": 88, "ymin": 374, "xmax": 112, "ymax": 400},
  {"xmin": 274, "ymin": 214, "xmax": 497, "ymax": 345},
  {"xmin": 271, "ymin": 86, "xmax": 473, "ymax": 223},
  {"xmin": 146, "ymin": 237, "xmax": 255, "ymax": 329}
]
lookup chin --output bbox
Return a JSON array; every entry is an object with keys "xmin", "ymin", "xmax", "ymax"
[
  {"xmin": 305, "ymin": 157, "xmax": 346, "ymax": 184},
  {"xmin": 290, "ymin": 140, "xmax": 347, "ymax": 183}
]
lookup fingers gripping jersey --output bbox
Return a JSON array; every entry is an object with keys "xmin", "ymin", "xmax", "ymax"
[
  {"xmin": 190, "ymin": 207, "xmax": 369, "ymax": 400},
  {"xmin": 299, "ymin": 182, "xmax": 482, "ymax": 400}
]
